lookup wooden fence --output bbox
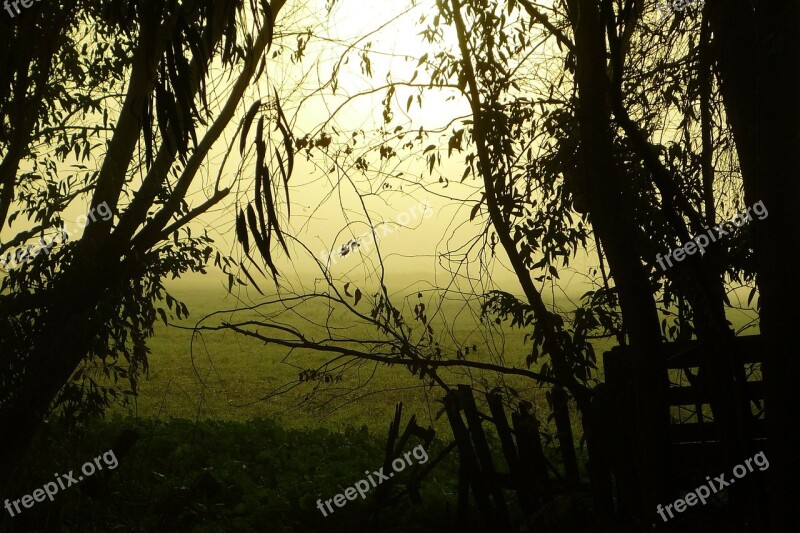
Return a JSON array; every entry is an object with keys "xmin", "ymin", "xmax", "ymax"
[{"xmin": 603, "ymin": 334, "xmax": 765, "ymax": 499}]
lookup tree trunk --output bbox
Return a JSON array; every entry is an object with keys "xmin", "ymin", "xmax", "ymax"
[
  {"xmin": 0, "ymin": 246, "xmax": 124, "ymax": 485},
  {"xmin": 711, "ymin": 0, "xmax": 800, "ymax": 529},
  {"xmin": 566, "ymin": 0, "xmax": 671, "ymax": 521}
]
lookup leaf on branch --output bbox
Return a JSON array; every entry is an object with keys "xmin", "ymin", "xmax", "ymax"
[
  {"xmin": 240, "ymin": 99, "xmax": 261, "ymax": 155},
  {"xmin": 240, "ymin": 264, "xmax": 264, "ymax": 295},
  {"xmin": 246, "ymin": 203, "xmax": 278, "ymax": 281},
  {"xmin": 260, "ymin": 162, "xmax": 289, "ymax": 255},
  {"xmin": 157, "ymin": 308, "xmax": 168, "ymax": 327},
  {"xmin": 264, "ymin": 2, "xmax": 275, "ymax": 52},
  {"xmin": 747, "ymin": 286, "xmax": 757, "ymax": 307},
  {"xmin": 274, "ymin": 89, "xmax": 294, "ymax": 180},
  {"xmin": 275, "ymin": 148, "xmax": 291, "ymax": 219},
  {"xmin": 236, "ymin": 208, "xmax": 250, "ymax": 254},
  {"xmin": 470, "ymin": 200, "xmax": 482, "ymax": 221}
]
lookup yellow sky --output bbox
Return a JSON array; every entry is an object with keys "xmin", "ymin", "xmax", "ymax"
[{"xmin": 0, "ymin": 0, "xmax": 599, "ymax": 302}]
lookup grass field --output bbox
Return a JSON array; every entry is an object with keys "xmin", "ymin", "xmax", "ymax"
[
  {"xmin": 110, "ymin": 273, "xmax": 757, "ymax": 436},
  {"xmin": 108, "ymin": 274, "xmax": 616, "ymax": 438}
]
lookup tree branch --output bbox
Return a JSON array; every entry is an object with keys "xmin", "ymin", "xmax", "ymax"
[
  {"xmin": 204, "ymin": 322, "xmax": 563, "ymax": 386},
  {"xmin": 449, "ymin": 0, "xmax": 589, "ymax": 404},
  {"xmin": 516, "ymin": 0, "xmax": 576, "ymax": 53}
]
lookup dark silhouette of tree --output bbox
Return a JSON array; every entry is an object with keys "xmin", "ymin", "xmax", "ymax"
[
  {"xmin": 0, "ymin": 0, "xmax": 290, "ymax": 485},
  {"xmin": 565, "ymin": 0, "xmax": 758, "ymax": 524},
  {"xmin": 709, "ymin": 2, "xmax": 800, "ymax": 529}
]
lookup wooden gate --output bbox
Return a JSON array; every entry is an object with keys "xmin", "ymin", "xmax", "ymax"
[{"xmin": 603, "ymin": 335, "xmax": 765, "ymax": 503}]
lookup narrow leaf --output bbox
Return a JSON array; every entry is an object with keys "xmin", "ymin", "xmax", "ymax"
[
  {"xmin": 239, "ymin": 99, "xmax": 261, "ymax": 155},
  {"xmin": 240, "ymin": 264, "xmax": 264, "ymax": 295},
  {"xmin": 236, "ymin": 208, "xmax": 250, "ymax": 254}
]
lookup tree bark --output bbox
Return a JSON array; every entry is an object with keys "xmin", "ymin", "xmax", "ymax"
[
  {"xmin": 566, "ymin": 0, "xmax": 671, "ymax": 520},
  {"xmin": 712, "ymin": 0, "xmax": 800, "ymax": 529}
]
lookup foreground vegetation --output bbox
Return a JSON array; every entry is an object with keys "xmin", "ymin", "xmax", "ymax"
[
  {"xmin": 4, "ymin": 416, "xmax": 615, "ymax": 532},
  {"xmin": 3, "ymin": 417, "xmax": 459, "ymax": 532}
]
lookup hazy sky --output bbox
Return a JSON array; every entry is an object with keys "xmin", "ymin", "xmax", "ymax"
[
  {"xmin": 0, "ymin": 0, "xmax": 603, "ymax": 304},
  {"xmin": 194, "ymin": 0, "xmax": 542, "ymax": 292},
  {"xmin": 0, "ymin": 0, "xmax": 658, "ymax": 305}
]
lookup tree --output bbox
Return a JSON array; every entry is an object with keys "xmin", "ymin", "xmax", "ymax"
[
  {"xmin": 709, "ymin": 1, "xmax": 800, "ymax": 529},
  {"xmin": 0, "ymin": 0, "xmax": 290, "ymax": 484}
]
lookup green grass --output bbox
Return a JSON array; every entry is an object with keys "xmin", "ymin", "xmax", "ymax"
[
  {"xmin": 111, "ymin": 277, "xmax": 602, "ymax": 437},
  {"xmin": 109, "ymin": 276, "xmax": 756, "ymax": 436}
]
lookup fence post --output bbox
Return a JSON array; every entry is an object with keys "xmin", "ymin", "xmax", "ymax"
[{"xmin": 551, "ymin": 385, "xmax": 580, "ymax": 483}]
